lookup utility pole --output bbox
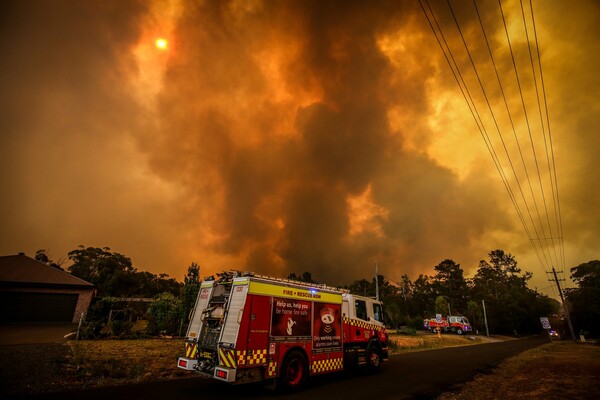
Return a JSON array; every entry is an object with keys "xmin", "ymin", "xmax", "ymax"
[
  {"xmin": 482, "ymin": 299, "xmax": 489, "ymax": 337},
  {"xmin": 375, "ymin": 261, "xmax": 379, "ymax": 301},
  {"xmin": 548, "ymin": 267, "xmax": 577, "ymax": 341}
]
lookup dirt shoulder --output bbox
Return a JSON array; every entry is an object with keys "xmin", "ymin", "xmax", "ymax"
[{"xmin": 438, "ymin": 341, "xmax": 600, "ymax": 400}]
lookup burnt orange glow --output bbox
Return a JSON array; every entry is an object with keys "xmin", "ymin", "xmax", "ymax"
[{"xmin": 1, "ymin": 0, "xmax": 597, "ymax": 298}]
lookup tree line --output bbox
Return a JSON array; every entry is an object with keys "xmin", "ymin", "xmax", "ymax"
[
  {"xmin": 34, "ymin": 246, "xmax": 599, "ymax": 339},
  {"xmin": 289, "ymin": 249, "xmax": 593, "ymax": 337},
  {"xmin": 344, "ymin": 249, "xmax": 560, "ymax": 336}
]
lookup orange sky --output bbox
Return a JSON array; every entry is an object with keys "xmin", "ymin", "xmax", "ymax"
[{"xmin": 1, "ymin": 0, "xmax": 598, "ymax": 298}]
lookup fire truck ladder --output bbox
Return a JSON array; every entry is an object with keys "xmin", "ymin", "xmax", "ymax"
[{"xmin": 197, "ymin": 273, "xmax": 236, "ymax": 363}]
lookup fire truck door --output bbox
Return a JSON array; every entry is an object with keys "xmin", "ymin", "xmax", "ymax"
[{"xmin": 245, "ymin": 295, "xmax": 271, "ymax": 364}]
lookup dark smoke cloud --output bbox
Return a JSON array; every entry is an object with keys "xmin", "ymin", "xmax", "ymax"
[{"xmin": 143, "ymin": 0, "xmax": 511, "ymax": 283}]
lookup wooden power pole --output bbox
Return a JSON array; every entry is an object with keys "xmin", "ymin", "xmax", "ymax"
[{"xmin": 549, "ymin": 267, "xmax": 577, "ymax": 341}]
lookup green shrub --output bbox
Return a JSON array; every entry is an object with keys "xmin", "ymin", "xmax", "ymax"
[{"xmin": 147, "ymin": 292, "xmax": 182, "ymax": 335}]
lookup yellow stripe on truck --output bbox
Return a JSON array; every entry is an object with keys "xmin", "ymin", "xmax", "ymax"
[{"xmin": 248, "ymin": 281, "xmax": 342, "ymax": 304}]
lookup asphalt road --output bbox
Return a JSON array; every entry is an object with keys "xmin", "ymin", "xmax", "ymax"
[{"xmin": 29, "ymin": 336, "xmax": 547, "ymax": 400}]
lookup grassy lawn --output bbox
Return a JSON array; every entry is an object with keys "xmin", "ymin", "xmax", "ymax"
[
  {"xmin": 387, "ymin": 332, "xmax": 484, "ymax": 354},
  {"xmin": 68, "ymin": 339, "xmax": 188, "ymax": 384}
]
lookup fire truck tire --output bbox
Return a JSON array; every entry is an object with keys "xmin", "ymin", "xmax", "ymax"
[
  {"xmin": 456, "ymin": 328, "xmax": 463, "ymax": 335},
  {"xmin": 364, "ymin": 342, "xmax": 382, "ymax": 373},
  {"xmin": 278, "ymin": 350, "xmax": 308, "ymax": 392}
]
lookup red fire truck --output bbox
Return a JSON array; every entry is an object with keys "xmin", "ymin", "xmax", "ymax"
[
  {"xmin": 423, "ymin": 315, "xmax": 472, "ymax": 335},
  {"xmin": 177, "ymin": 271, "xmax": 388, "ymax": 390}
]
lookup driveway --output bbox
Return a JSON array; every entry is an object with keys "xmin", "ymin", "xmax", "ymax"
[{"xmin": 0, "ymin": 324, "xmax": 78, "ymax": 345}]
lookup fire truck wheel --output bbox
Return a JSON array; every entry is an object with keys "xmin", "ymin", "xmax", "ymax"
[
  {"xmin": 456, "ymin": 328, "xmax": 463, "ymax": 335},
  {"xmin": 278, "ymin": 350, "xmax": 308, "ymax": 392},
  {"xmin": 365, "ymin": 343, "xmax": 382, "ymax": 373}
]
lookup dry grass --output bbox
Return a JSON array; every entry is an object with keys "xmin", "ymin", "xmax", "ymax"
[
  {"xmin": 438, "ymin": 341, "xmax": 600, "ymax": 400},
  {"xmin": 388, "ymin": 332, "xmax": 483, "ymax": 354},
  {"xmin": 68, "ymin": 338, "xmax": 188, "ymax": 386}
]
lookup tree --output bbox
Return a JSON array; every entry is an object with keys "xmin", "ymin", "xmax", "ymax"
[
  {"xmin": 35, "ymin": 249, "xmax": 50, "ymax": 264},
  {"xmin": 287, "ymin": 272, "xmax": 317, "ymax": 283},
  {"xmin": 68, "ymin": 245, "xmax": 181, "ymax": 297},
  {"xmin": 435, "ymin": 296, "xmax": 450, "ymax": 315},
  {"xmin": 566, "ymin": 260, "xmax": 600, "ymax": 338},
  {"xmin": 68, "ymin": 246, "xmax": 135, "ymax": 295},
  {"xmin": 411, "ymin": 274, "xmax": 434, "ymax": 318},
  {"xmin": 470, "ymin": 250, "xmax": 555, "ymax": 335},
  {"xmin": 35, "ymin": 249, "xmax": 64, "ymax": 270},
  {"xmin": 431, "ymin": 259, "xmax": 469, "ymax": 313},
  {"xmin": 182, "ymin": 262, "xmax": 201, "ymax": 323},
  {"xmin": 466, "ymin": 300, "xmax": 483, "ymax": 332},
  {"xmin": 347, "ymin": 278, "xmax": 372, "ymax": 297}
]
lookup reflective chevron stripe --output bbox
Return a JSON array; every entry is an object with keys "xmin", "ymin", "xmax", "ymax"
[
  {"xmin": 219, "ymin": 348, "xmax": 237, "ymax": 368},
  {"xmin": 185, "ymin": 342, "xmax": 198, "ymax": 358}
]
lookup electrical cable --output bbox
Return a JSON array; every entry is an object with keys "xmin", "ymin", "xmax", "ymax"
[
  {"xmin": 446, "ymin": 0, "xmax": 553, "ymax": 270},
  {"xmin": 420, "ymin": 0, "xmax": 549, "ymax": 271},
  {"xmin": 518, "ymin": 0, "xmax": 560, "ymax": 272},
  {"xmin": 419, "ymin": 0, "xmax": 566, "ymax": 278},
  {"xmin": 528, "ymin": 0, "xmax": 565, "ymax": 274}
]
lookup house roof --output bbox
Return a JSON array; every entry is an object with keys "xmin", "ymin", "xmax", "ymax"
[{"xmin": 0, "ymin": 254, "xmax": 94, "ymax": 288}]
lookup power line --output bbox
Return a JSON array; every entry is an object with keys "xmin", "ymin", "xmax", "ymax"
[
  {"xmin": 471, "ymin": 0, "xmax": 553, "ymax": 271},
  {"xmin": 418, "ymin": 0, "xmax": 565, "ymax": 282},
  {"xmin": 528, "ymin": 0, "xmax": 565, "ymax": 274},
  {"xmin": 518, "ymin": 0, "xmax": 561, "ymax": 271},
  {"xmin": 498, "ymin": 0, "xmax": 557, "ymax": 272},
  {"xmin": 445, "ymin": 0, "xmax": 553, "ymax": 271},
  {"xmin": 419, "ymin": 0, "xmax": 539, "ymax": 269}
]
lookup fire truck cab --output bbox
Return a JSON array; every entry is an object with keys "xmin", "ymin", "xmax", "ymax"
[{"xmin": 177, "ymin": 271, "xmax": 388, "ymax": 391}]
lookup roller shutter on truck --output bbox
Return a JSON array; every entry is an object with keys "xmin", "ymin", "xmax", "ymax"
[{"xmin": 220, "ymin": 278, "xmax": 249, "ymax": 345}]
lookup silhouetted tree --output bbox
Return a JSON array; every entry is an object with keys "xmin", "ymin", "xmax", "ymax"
[
  {"xmin": 470, "ymin": 250, "xmax": 556, "ymax": 335},
  {"xmin": 287, "ymin": 271, "xmax": 317, "ymax": 283},
  {"xmin": 35, "ymin": 249, "xmax": 64, "ymax": 270},
  {"xmin": 431, "ymin": 259, "xmax": 469, "ymax": 313},
  {"xmin": 182, "ymin": 262, "xmax": 201, "ymax": 322},
  {"xmin": 566, "ymin": 260, "xmax": 600, "ymax": 338},
  {"xmin": 68, "ymin": 245, "xmax": 181, "ymax": 297}
]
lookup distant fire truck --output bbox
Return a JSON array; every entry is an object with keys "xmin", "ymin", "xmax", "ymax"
[
  {"xmin": 423, "ymin": 315, "xmax": 472, "ymax": 335},
  {"xmin": 177, "ymin": 271, "xmax": 388, "ymax": 390}
]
